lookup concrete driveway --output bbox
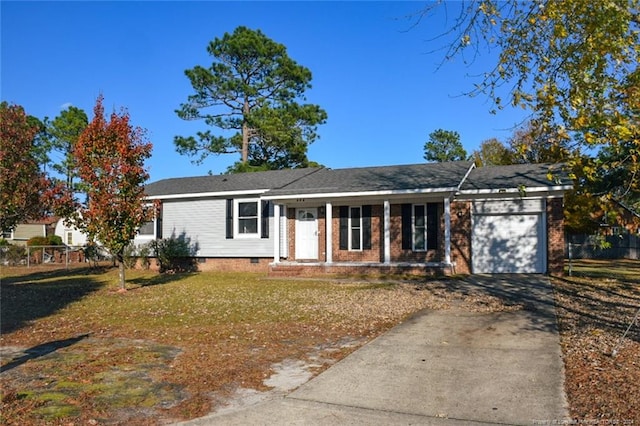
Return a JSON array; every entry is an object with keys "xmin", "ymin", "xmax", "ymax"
[{"xmin": 179, "ymin": 275, "xmax": 569, "ymax": 425}]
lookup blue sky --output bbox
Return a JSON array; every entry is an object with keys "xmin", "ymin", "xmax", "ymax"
[{"xmin": 2, "ymin": 1, "xmax": 531, "ymax": 182}]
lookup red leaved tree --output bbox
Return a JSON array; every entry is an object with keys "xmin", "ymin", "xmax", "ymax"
[
  {"xmin": 75, "ymin": 95, "xmax": 154, "ymax": 290},
  {"xmin": 0, "ymin": 102, "xmax": 51, "ymax": 232}
]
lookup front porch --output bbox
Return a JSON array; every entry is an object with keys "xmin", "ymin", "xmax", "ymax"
[
  {"xmin": 268, "ymin": 261, "xmax": 455, "ymax": 278},
  {"xmin": 268, "ymin": 198, "xmax": 461, "ymax": 277}
]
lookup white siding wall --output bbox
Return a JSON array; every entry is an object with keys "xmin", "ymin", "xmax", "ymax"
[
  {"xmin": 54, "ymin": 220, "xmax": 89, "ymax": 246},
  {"xmin": 162, "ymin": 198, "xmax": 274, "ymax": 257}
]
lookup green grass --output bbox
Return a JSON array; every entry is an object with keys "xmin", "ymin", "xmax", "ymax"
[{"xmin": 565, "ymin": 258, "xmax": 640, "ymax": 283}]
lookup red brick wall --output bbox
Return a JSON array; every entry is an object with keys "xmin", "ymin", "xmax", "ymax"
[
  {"xmin": 286, "ymin": 203, "xmax": 446, "ymax": 264},
  {"xmin": 139, "ymin": 257, "xmax": 271, "ymax": 272},
  {"xmin": 269, "ymin": 263, "xmax": 448, "ymax": 277},
  {"xmin": 287, "ymin": 208, "xmax": 295, "ymax": 260},
  {"xmin": 547, "ymin": 197, "xmax": 565, "ymax": 275},
  {"xmin": 450, "ymin": 200, "xmax": 471, "ymax": 274},
  {"xmin": 318, "ymin": 208, "xmax": 326, "ymax": 262},
  {"xmin": 388, "ymin": 204, "xmax": 442, "ymax": 263},
  {"xmin": 331, "ymin": 205, "xmax": 383, "ymax": 262}
]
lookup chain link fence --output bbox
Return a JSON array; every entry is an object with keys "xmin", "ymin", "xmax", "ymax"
[
  {"xmin": 566, "ymin": 233, "xmax": 640, "ymax": 260},
  {"xmin": 1, "ymin": 245, "xmax": 112, "ymax": 269}
]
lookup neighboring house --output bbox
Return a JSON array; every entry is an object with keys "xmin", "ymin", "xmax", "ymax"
[
  {"xmin": 54, "ymin": 219, "xmax": 89, "ymax": 247},
  {"xmin": 144, "ymin": 161, "xmax": 572, "ymax": 276},
  {"xmin": 2, "ymin": 217, "xmax": 58, "ymax": 246},
  {"xmin": 55, "ymin": 215, "xmax": 153, "ymax": 250}
]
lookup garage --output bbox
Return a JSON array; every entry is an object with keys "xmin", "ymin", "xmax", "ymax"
[{"xmin": 471, "ymin": 199, "xmax": 547, "ymax": 274}]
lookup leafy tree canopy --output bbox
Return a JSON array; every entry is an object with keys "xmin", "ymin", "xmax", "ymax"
[
  {"xmin": 47, "ymin": 106, "xmax": 88, "ymax": 192},
  {"xmin": 0, "ymin": 102, "xmax": 51, "ymax": 231},
  {"xmin": 424, "ymin": 128, "xmax": 468, "ymax": 162},
  {"xmin": 73, "ymin": 96, "xmax": 154, "ymax": 290},
  {"xmin": 472, "ymin": 138, "xmax": 514, "ymax": 167},
  {"xmin": 175, "ymin": 26, "xmax": 327, "ymax": 172},
  {"xmin": 416, "ymin": 0, "xmax": 639, "ymax": 216},
  {"xmin": 507, "ymin": 120, "xmax": 573, "ymax": 165}
]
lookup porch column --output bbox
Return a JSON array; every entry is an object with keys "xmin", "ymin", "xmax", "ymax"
[
  {"xmin": 325, "ymin": 202, "xmax": 332, "ymax": 263},
  {"xmin": 384, "ymin": 200, "xmax": 391, "ymax": 264},
  {"xmin": 444, "ymin": 197, "xmax": 451, "ymax": 264},
  {"xmin": 273, "ymin": 203, "xmax": 280, "ymax": 263}
]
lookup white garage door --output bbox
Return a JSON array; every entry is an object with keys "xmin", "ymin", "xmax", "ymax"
[{"xmin": 472, "ymin": 200, "xmax": 546, "ymax": 274}]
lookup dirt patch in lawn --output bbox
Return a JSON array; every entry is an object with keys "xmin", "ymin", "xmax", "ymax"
[{"xmin": 0, "ymin": 337, "xmax": 186, "ymax": 424}]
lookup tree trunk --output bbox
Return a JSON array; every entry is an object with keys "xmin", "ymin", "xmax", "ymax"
[
  {"xmin": 241, "ymin": 99, "xmax": 250, "ymax": 163},
  {"xmin": 117, "ymin": 254, "xmax": 126, "ymax": 291}
]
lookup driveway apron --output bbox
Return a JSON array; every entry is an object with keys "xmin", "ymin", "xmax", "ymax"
[{"xmin": 179, "ymin": 275, "xmax": 569, "ymax": 425}]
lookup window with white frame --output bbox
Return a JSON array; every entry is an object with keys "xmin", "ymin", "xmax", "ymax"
[
  {"xmin": 236, "ymin": 199, "xmax": 259, "ymax": 236},
  {"xmin": 66, "ymin": 231, "xmax": 73, "ymax": 245},
  {"xmin": 138, "ymin": 220, "xmax": 155, "ymax": 237},
  {"xmin": 349, "ymin": 206, "xmax": 362, "ymax": 250},
  {"xmin": 413, "ymin": 204, "xmax": 428, "ymax": 251}
]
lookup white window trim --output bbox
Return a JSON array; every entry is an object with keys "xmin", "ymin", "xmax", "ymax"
[
  {"xmin": 234, "ymin": 198, "xmax": 261, "ymax": 238},
  {"xmin": 348, "ymin": 206, "xmax": 363, "ymax": 251},
  {"xmin": 136, "ymin": 204, "xmax": 159, "ymax": 240},
  {"xmin": 136, "ymin": 221, "xmax": 156, "ymax": 239},
  {"xmin": 412, "ymin": 204, "xmax": 428, "ymax": 252}
]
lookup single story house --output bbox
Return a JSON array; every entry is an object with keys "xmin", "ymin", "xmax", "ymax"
[{"xmin": 143, "ymin": 161, "xmax": 572, "ymax": 276}]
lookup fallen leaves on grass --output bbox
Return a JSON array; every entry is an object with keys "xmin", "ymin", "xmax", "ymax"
[
  {"xmin": 0, "ymin": 269, "xmax": 517, "ymax": 425},
  {"xmin": 553, "ymin": 259, "xmax": 640, "ymax": 423}
]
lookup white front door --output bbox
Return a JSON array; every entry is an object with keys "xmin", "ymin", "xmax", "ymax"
[{"xmin": 295, "ymin": 208, "xmax": 318, "ymax": 260}]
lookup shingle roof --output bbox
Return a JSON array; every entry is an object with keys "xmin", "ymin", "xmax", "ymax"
[
  {"xmin": 264, "ymin": 161, "xmax": 475, "ymax": 197},
  {"xmin": 144, "ymin": 161, "xmax": 570, "ymax": 199},
  {"xmin": 461, "ymin": 163, "xmax": 571, "ymax": 192},
  {"xmin": 144, "ymin": 168, "xmax": 321, "ymax": 197}
]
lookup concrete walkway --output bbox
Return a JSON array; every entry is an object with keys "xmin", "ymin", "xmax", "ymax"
[{"xmin": 179, "ymin": 275, "xmax": 569, "ymax": 425}]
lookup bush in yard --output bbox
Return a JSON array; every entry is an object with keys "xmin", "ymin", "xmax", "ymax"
[
  {"xmin": 26, "ymin": 236, "xmax": 49, "ymax": 247},
  {"xmin": 150, "ymin": 234, "xmax": 197, "ymax": 273},
  {"xmin": 48, "ymin": 235, "xmax": 63, "ymax": 246},
  {"xmin": 123, "ymin": 243, "xmax": 138, "ymax": 269},
  {"xmin": 138, "ymin": 243, "xmax": 151, "ymax": 270},
  {"xmin": 83, "ymin": 242, "xmax": 105, "ymax": 267},
  {"xmin": 122, "ymin": 242, "xmax": 153, "ymax": 270},
  {"xmin": 26, "ymin": 235, "xmax": 63, "ymax": 246}
]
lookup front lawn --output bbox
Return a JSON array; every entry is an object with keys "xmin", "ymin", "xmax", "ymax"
[
  {"xmin": 1, "ymin": 267, "xmax": 492, "ymax": 425},
  {"xmin": 1, "ymin": 260, "xmax": 638, "ymax": 425},
  {"xmin": 552, "ymin": 259, "xmax": 640, "ymax": 422}
]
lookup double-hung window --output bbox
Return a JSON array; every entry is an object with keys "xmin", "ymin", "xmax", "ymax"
[
  {"xmin": 236, "ymin": 200, "xmax": 259, "ymax": 236},
  {"xmin": 349, "ymin": 206, "xmax": 362, "ymax": 251},
  {"xmin": 339, "ymin": 205, "xmax": 371, "ymax": 251},
  {"xmin": 402, "ymin": 203, "xmax": 437, "ymax": 251},
  {"xmin": 413, "ymin": 204, "xmax": 427, "ymax": 251},
  {"xmin": 226, "ymin": 199, "xmax": 269, "ymax": 239}
]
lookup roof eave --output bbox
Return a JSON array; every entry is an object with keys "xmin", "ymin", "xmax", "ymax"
[
  {"xmin": 456, "ymin": 184, "xmax": 573, "ymax": 197},
  {"xmin": 145, "ymin": 189, "xmax": 270, "ymax": 200},
  {"xmin": 262, "ymin": 187, "xmax": 461, "ymax": 201}
]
